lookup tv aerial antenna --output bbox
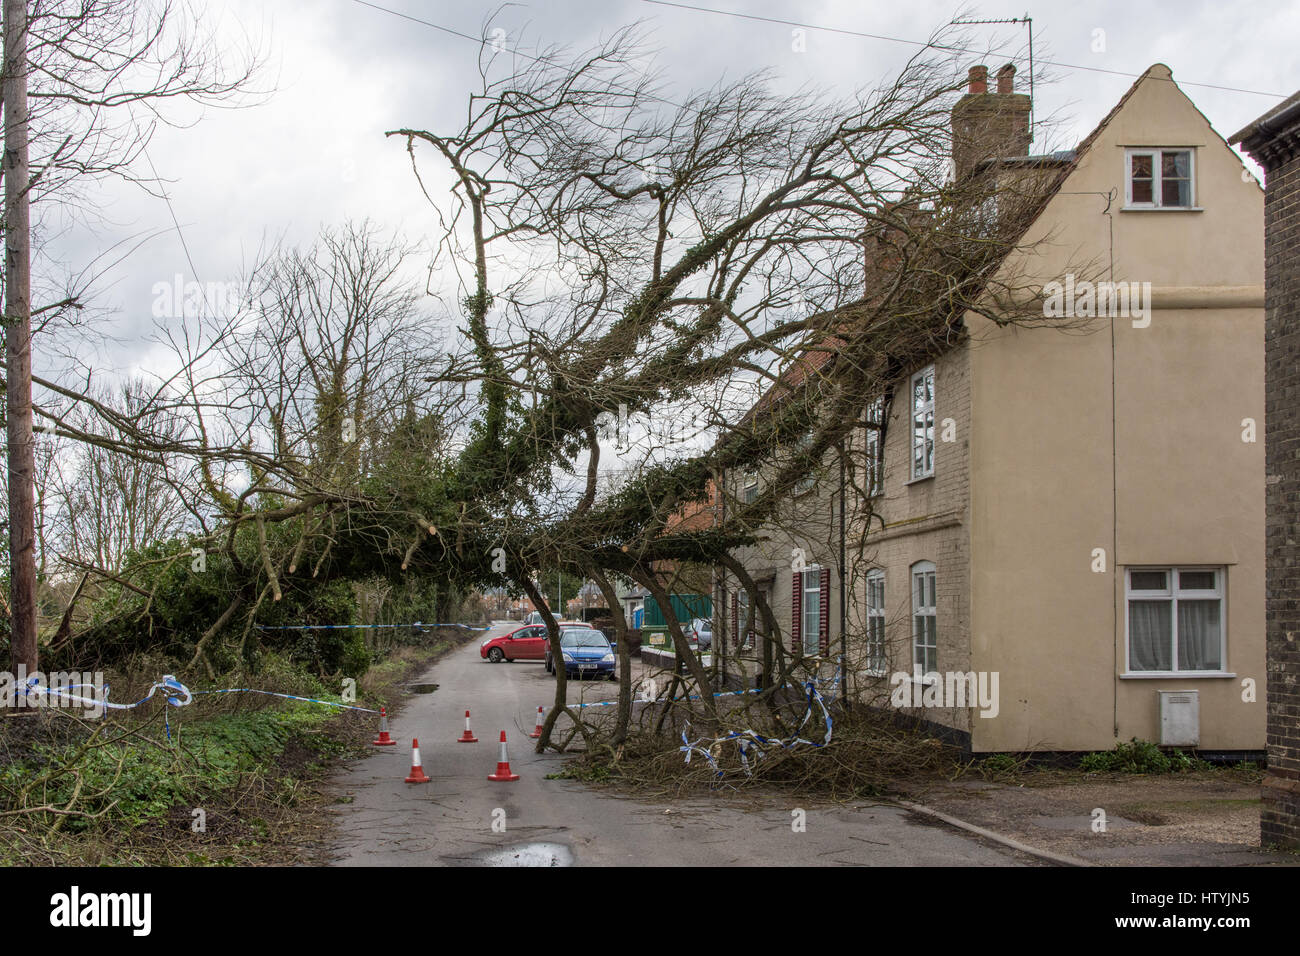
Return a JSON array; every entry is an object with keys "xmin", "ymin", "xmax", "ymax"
[{"xmin": 950, "ymin": 14, "xmax": 1035, "ymax": 144}]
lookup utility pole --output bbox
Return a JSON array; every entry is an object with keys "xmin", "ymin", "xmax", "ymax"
[{"xmin": 4, "ymin": 0, "xmax": 36, "ymax": 675}]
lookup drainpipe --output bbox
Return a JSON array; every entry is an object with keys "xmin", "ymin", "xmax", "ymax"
[
  {"xmin": 718, "ymin": 466, "xmax": 727, "ymax": 688},
  {"xmin": 839, "ymin": 442, "xmax": 848, "ymax": 706}
]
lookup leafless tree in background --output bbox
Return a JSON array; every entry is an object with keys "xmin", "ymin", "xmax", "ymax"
[
  {"xmin": 45, "ymin": 380, "xmax": 189, "ymax": 572},
  {"xmin": 5, "ymin": 0, "xmax": 264, "ymax": 672}
]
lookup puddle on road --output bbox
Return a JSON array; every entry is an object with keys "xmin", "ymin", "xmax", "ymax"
[
  {"xmin": 400, "ymin": 682, "xmax": 439, "ymax": 694},
  {"xmin": 475, "ymin": 842, "xmax": 574, "ymax": 867}
]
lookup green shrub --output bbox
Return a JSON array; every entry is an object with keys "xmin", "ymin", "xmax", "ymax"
[
  {"xmin": 1080, "ymin": 737, "xmax": 1208, "ymax": 774},
  {"xmin": 979, "ymin": 753, "xmax": 1022, "ymax": 775}
]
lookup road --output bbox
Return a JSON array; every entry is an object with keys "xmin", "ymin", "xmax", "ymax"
[{"xmin": 325, "ymin": 623, "xmax": 1037, "ymax": 866}]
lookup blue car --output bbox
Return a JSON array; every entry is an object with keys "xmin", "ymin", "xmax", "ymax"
[{"xmin": 545, "ymin": 627, "xmax": 616, "ymax": 680}]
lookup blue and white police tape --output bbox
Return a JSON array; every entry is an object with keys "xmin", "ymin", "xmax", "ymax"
[
  {"xmin": 190, "ymin": 688, "xmax": 379, "ymax": 714},
  {"xmin": 679, "ymin": 666, "xmax": 840, "ymax": 779},
  {"xmin": 255, "ymin": 621, "xmax": 491, "ymax": 631},
  {"xmin": 16, "ymin": 674, "xmax": 191, "ymax": 713},
  {"xmin": 570, "ymin": 687, "xmax": 764, "ymax": 709},
  {"xmin": 17, "ymin": 674, "xmax": 380, "ymax": 740}
]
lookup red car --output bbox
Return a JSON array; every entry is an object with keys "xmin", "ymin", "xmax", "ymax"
[{"xmin": 480, "ymin": 622, "xmax": 580, "ymax": 663}]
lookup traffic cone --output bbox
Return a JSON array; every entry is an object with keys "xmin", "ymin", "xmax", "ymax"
[
  {"xmin": 372, "ymin": 707, "xmax": 397, "ymax": 746},
  {"xmin": 457, "ymin": 709, "xmax": 479, "ymax": 743},
  {"xmin": 487, "ymin": 731, "xmax": 520, "ymax": 782},
  {"xmin": 529, "ymin": 706, "xmax": 545, "ymax": 738},
  {"xmin": 405, "ymin": 738, "xmax": 431, "ymax": 784}
]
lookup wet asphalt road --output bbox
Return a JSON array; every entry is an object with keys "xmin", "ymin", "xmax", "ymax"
[{"xmin": 325, "ymin": 623, "xmax": 1034, "ymax": 866}]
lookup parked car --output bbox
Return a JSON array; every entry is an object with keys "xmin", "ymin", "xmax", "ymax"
[
  {"xmin": 480, "ymin": 621, "xmax": 581, "ymax": 662},
  {"xmin": 522, "ymin": 610, "xmax": 576, "ymax": 627},
  {"xmin": 684, "ymin": 617, "xmax": 713, "ymax": 650},
  {"xmin": 545, "ymin": 626, "xmax": 616, "ymax": 680}
]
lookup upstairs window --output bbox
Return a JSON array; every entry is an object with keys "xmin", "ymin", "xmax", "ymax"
[
  {"xmin": 865, "ymin": 396, "xmax": 886, "ymax": 496},
  {"xmin": 1125, "ymin": 149, "xmax": 1194, "ymax": 209},
  {"xmin": 741, "ymin": 469, "xmax": 758, "ymax": 504},
  {"xmin": 793, "ymin": 428, "xmax": 817, "ymax": 495},
  {"xmin": 910, "ymin": 366, "xmax": 935, "ymax": 480}
]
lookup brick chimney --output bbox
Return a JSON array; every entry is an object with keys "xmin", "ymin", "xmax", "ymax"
[{"xmin": 951, "ymin": 63, "xmax": 1031, "ymax": 180}]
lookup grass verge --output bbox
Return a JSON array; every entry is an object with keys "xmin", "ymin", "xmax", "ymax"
[{"xmin": 0, "ymin": 630, "xmax": 476, "ymax": 865}]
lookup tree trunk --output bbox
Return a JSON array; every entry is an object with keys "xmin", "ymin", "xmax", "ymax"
[
  {"xmin": 589, "ymin": 569, "xmax": 631, "ymax": 748},
  {"xmin": 4, "ymin": 0, "xmax": 36, "ymax": 674}
]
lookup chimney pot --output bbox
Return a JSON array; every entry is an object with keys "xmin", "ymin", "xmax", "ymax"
[{"xmin": 951, "ymin": 63, "xmax": 1032, "ymax": 180}]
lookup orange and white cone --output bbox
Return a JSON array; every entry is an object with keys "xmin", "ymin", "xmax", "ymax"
[
  {"xmin": 405, "ymin": 737, "xmax": 431, "ymax": 784},
  {"xmin": 372, "ymin": 707, "xmax": 397, "ymax": 746},
  {"xmin": 487, "ymin": 730, "xmax": 520, "ymax": 782},
  {"xmin": 529, "ymin": 706, "xmax": 545, "ymax": 739},
  {"xmin": 457, "ymin": 709, "xmax": 479, "ymax": 743}
]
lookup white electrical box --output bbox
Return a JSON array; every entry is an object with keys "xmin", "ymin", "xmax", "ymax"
[{"xmin": 1159, "ymin": 690, "xmax": 1200, "ymax": 747}]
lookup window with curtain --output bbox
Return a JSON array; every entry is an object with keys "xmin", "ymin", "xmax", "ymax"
[
  {"xmin": 911, "ymin": 561, "xmax": 937, "ymax": 673},
  {"xmin": 865, "ymin": 569, "xmax": 886, "ymax": 675},
  {"xmin": 1126, "ymin": 567, "xmax": 1224, "ymax": 673}
]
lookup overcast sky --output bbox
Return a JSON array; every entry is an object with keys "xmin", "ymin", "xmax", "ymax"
[{"xmin": 47, "ymin": 0, "xmax": 1298, "ymax": 382}]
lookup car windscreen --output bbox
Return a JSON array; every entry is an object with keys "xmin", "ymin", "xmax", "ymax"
[{"xmin": 559, "ymin": 629, "xmax": 609, "ymax": 648}]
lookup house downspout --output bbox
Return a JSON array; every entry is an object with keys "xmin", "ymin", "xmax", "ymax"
[
  {"xmin": 1108, "ymin": 203, "xmax": 1120, "ymax": 740},
  {"xmin": 718, "ymin": 466, "xmax": 727, "ymax": 688},
  {"xmin": 839, "ymin": 441, "xmax": 848, "ymax": 706}
]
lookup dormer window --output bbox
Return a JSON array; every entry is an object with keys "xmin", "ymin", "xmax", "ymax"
[{"xmin": 1125, "ymin": 148, "xmax": 1195, "ymax": 209}]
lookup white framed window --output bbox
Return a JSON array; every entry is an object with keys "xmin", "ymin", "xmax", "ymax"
[
  {"xmin": 1125, "ymin": 566, "xmax": 1225, "ymax": 674},
  {"xmin": 1125, "ymin": 148, "xmax": 1195, "ymax": 209},
  {"xmin": 802, "ymin": 567, "xmax": 822, "ymax": 656},
  {"xmin": 865, "ymin": 396, "xmax": 885, "ymax": 496},
  {"xmin": 911, "ymin": 561, "xmax": 937, "ymax": 673},
  {"xmin": 741, "ymin": 469, "xmax": 758, "ymax": 504},
  {"xmin": 793, "ymin": 429, "xmax": 817, "ymax": 495},
  {"xmin": 737, "ymin": 589, "xmax": 753, "ymax": 649},
  {"xmin": 865, "ymin": 569, "xmax": 886, "ymax": 675},
  {"xmin": 910, "ymin": 366, "xmax": 935, "ymax": 480}
]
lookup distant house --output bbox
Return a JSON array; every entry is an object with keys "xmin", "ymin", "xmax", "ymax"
[
  {"xmin": 614, "ymin": 580, "xmax": 649, "ymax": 628},
  {"xmin": 719, "ymin": 63, "xmax": 1266, "ymax": 755}
]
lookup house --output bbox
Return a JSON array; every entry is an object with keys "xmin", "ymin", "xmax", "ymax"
[
  {"xmin": 1232, "ymin": 88, "xmax": 1300, "ymax": 846},
  {"xmin": 719, "ymin": 63, "xmax": 1266, "ymax": 755},
  {"xmin": 614, "ymin": 580, "xmax": 649, "ymax": 628}
]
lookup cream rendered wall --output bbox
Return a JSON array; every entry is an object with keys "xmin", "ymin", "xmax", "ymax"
[{"xmin": 967, "ymin": 65, "xmax": 1265, "ymax": 752}]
